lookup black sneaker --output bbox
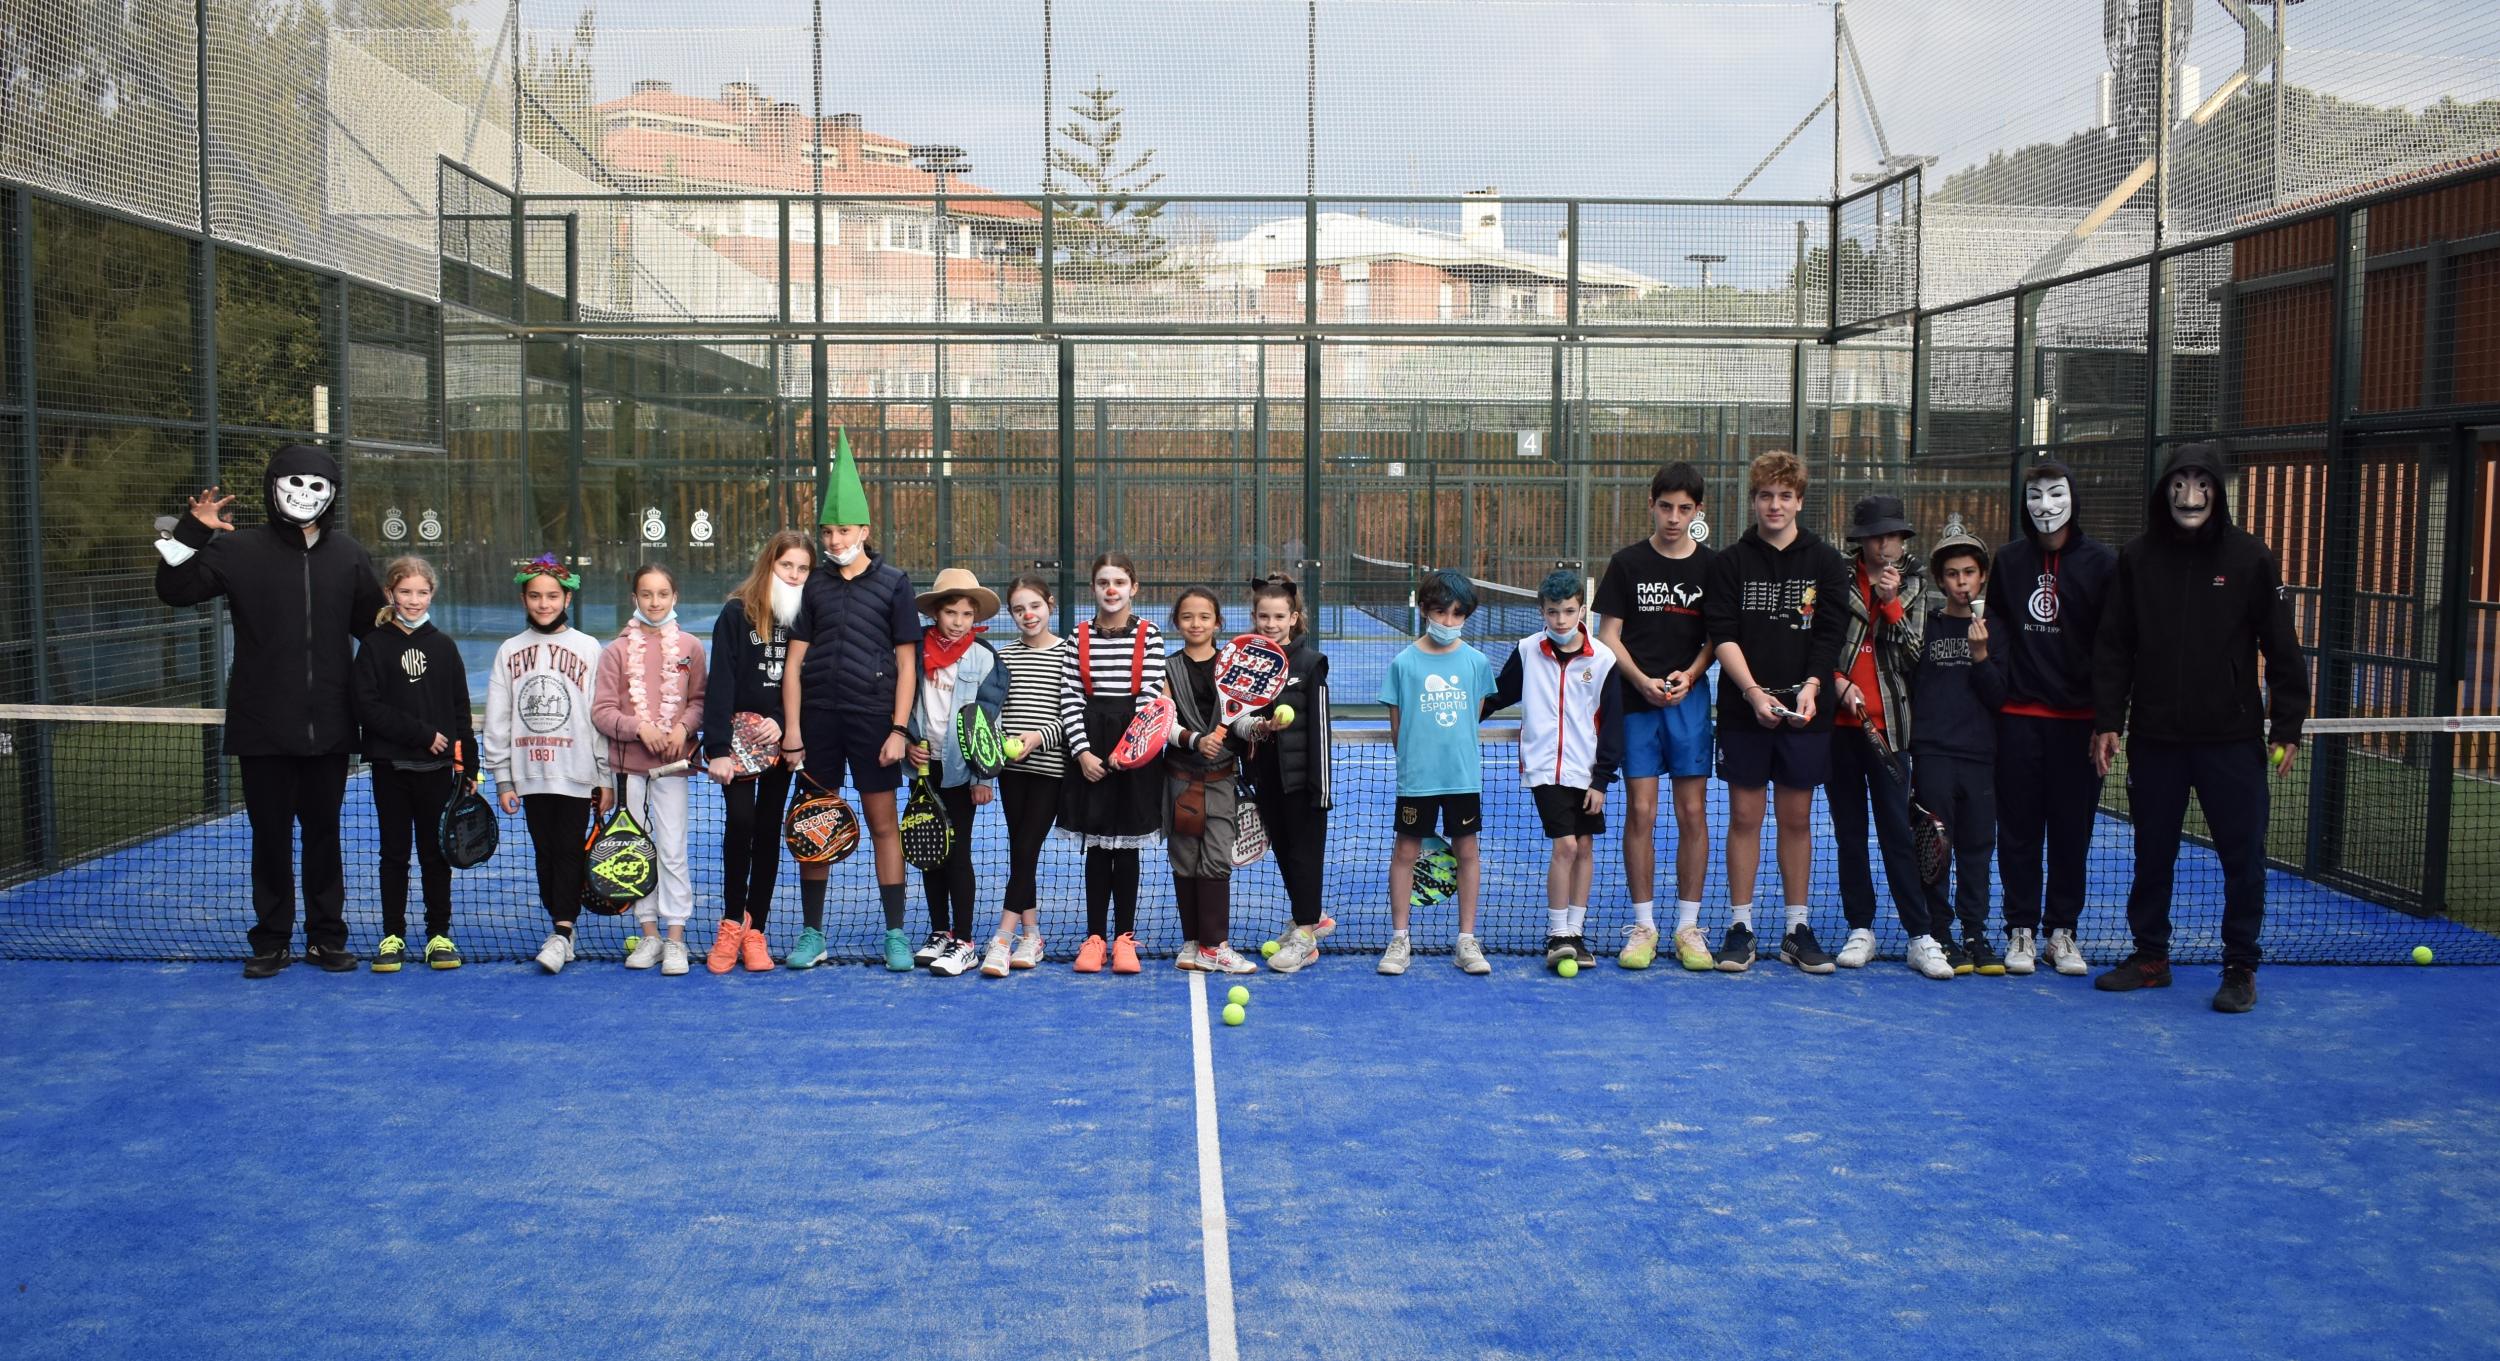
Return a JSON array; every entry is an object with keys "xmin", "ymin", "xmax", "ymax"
[
  {"xmin": 2212, "ymin": 966, "xmax": 2257, "ymax": 1013},
  {"xmin": 1569, "ymin": 935, "xmax": 1594, "ymax": 966},
  {"xmin": 1712, "ymin": 922, "xmax": 1756, "ymax": 973},
  {"xmin": 1945, "ymin": 938, "xmax": 1973, "ymax": 976},
  {"xmin": 1780, "ymin": 924, "xmax": 1837, "ymax": 974},
  {"xmin": 243, "ymin": 949, "xmax": 291, "ymax": 979},
  {"xmin": 1543, "ymin": 934, "xmax": 1575, "ymax": 970},
  {"xmin": 306, "ymin": 943, "xmax": 359, "ymax": 973},
  {"xmin": 1965, "ymin": 933, "xmax": 2006, "ymax": 977},
  {"xmin": 2094, "ymin": 953, "xmax": 2172, "ymax": 992}
]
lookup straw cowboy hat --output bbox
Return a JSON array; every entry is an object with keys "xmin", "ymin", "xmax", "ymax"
[{"xmin": 915, "ymin": 567, "xmax": 1001, "ymax": 620}]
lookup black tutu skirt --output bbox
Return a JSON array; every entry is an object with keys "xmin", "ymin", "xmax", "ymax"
[{"xmin": 1059, "ymin": 690, "xmax": 1164, "ymax": 847}]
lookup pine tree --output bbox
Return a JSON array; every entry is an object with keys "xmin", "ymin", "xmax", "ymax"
[{"xmin": 1049, "ymin": 80, "xmax": 1168, "ymax": 282}]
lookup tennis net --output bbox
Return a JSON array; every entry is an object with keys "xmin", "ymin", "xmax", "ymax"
[
  {"xmin": 1343, "ymin": 552, "xmax": 1550, "ymax": 661},
  {"xmin": 0, "ymin": 705, "xmax": 2491, "ymax": 966}
]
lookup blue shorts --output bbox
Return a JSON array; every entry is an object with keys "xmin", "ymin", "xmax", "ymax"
[{"xmin": 1622, "ymin": 700, "xmax": 1714, "ymax": 781}]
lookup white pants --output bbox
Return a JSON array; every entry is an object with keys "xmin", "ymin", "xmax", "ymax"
[{"xmin": 625, "ymin": 772, "xmax": 693, "ymax": 928}]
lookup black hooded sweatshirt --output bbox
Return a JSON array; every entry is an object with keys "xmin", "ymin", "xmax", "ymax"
[
  {"xmin": 1704, "ymin": 524, "xmax": 1851, "ymax": 733},
  {"xmin": 155, "ymin": 445, "xmax": 386, "ymax": 757},
  {"xmin": 2094, "ymin": 443, "xmax": 2309, "ymax": 747},
  {"xmin": 1985, "ymin": 458, "xmax": 2117, "ymax": 719}
]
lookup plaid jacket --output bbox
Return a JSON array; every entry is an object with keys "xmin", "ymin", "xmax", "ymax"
[{"xmin": 1835, "ymin": 558, "xmax": 1927, "ymax": 749}]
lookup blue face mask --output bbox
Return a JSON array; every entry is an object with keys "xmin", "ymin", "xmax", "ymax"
[
  {"xmin": 636, "ymin": 607, "xmax": 678, "ymax": 628},
  {"xmin": 1545, "ymin": 625, "xmax": 1580, "ymax": 648},
  {"xmin": 1425, "ymin": 620, "xmax": 1464, "ymax": 646},
  {"xmin": 395, "ymin": 610, "xmax": 431, "ymax": 631}
]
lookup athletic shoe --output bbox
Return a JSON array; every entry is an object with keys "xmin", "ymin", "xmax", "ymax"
[
  {"xmin": 2212, "ymin": 966, "xmax": 2257, "ymax": 1013},
  {"xmin": 660, "ymin": 938, "xmax": 690, "ymax": 976},
  {"xmin": 2046, "ymin": 929, "xmax": 2088, "ymax": 977},
  {"xmin": 1544, "ymin": 934, "xmax": 1576, "ymax": 970},
  {"xmin": 1906, "ymin": 935, "xmax": 1955, "ymax": 980},
  {"xmin": 740, "ymin": 925, "xmax": 775, "ymax": 972},
  {"xmin": 1310, "ymin": 915, "xmax": 1338, "ymax": 940},
  {"xmin": 982, "ymin": 937, "xmax": 1014, "ymax": 977},
  {"xmin": 1200, "ymin": 943, "xmax": 1259, "ymax": 975},
  {"xmin": 1570, "ymin": 936, "xmax": 1594, "ymax": 966},
  {"xmin": 243, "ymin": 949, "xmax": 290, "ymax": 979},
  {"xmin": 2093, "ymin": 953, "xmax": 2172, "ymax": 992},
  {"xmin": 1674, "ymin": 926, "xmax": 1714, "ymax": 972},
  {"xmin": 2003, "ymin": 927, "xmax": 2038, "ymax": 976},
  {"xmin": 1377, "ymin": 935, "xmax": 1412, "ymax": 976},
  {"xmin": 1072, "ymin": 934, "xmax": 1108, "ymax": 973},
  {"xmin": 786, "ymin": 927, "xmax": 828, "ymax": 971},
  {"xmin": 1965, "ymin": 934, "xmax": 2006, "ymax": 977},
  {"xmin": 1010, "ymin": 934, "xmax": 1045, "ymax": 969},
  {"xmin": 1455, "ymin": 936, "xmax": 1492, "ymax": 975},
  {"xmin": 1835, "ymin": 928, "xmax": 1876, "ymax": 969},
  {"xmin": 371, "ymin": 935, "xmax": 407, "ymax": 973},
  {"xmin": 425, "ymin": 936, "xmax": 462, "ymax": 971},
  {"xmin": 914, "ymin": 931, "xmax": 950, "ymax": 967},
  {"xmin": 1174, "ymin": 940, "xmax": 1205, "ymax": 971},
  {"xmin": 706, "ymin": 917, "xmax": 746, "ymax": 975},
  {"xmin": 882, "ymin": 928, "xmax": 915, "ymax": 973},
  {"xmin": 931, "ymin": 939, "xmax": 979, "ymax": 977},
  {"xmin": 1780, "ymin": 925, "xmax": 1837, "ymax": 975},
  {"xmin": 1111, "ymin": 932, "xmax": 1142, "ymax": 974},
  {"xmin": 307, "ymin": 944, "xmax": 358, "ymax": 973},
  {"xmin": 1712, "ymin": 922, "xmax": 1756, "ymax": 973},
  {"xmin": 625, "ymin": 932, "xmax": 664, "ymax": 970},
  {"xmin": 1269, "ymin": 927, "xmax": 1318, "ymax": 974},
  {"xmin": 1617, "ymin": 924, "xmax": 1659, "ymax": 970},
  {"xmin": 1944, "ymin": 937, "xmax": 1973, "ymax": 976},
  {"xmin": 535, "ymin": 932, "xmax": 574, "ymax": 975}
]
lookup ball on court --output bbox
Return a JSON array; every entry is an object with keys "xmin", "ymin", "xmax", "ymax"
[
  {"xmin": 1260, "ymin": 939, "xmax": 1279, "ymax": 957},
  {"xmin": 623, "ymin": 934, "xmax": 641, "ymax": 954},
  {"xmin": 1003, "ymin": 737, "xmax": 1025, "ymax": 760},
  {"xmin": 1273, "ymin": 704, "xmax": 1296, "ymax": 729},
  {"xmin": 2414, "ymin": 945, "xmax": 2434, "ymax": 965},
  {"xmin": 1222, "ymin": 1002, "xmax": 1245, "ymax": 1026},
  {"xmin": 1227, "ymin": 984, "xmax": 1250, "ymax": 1007},
  {"xmin": 1557, "ymin": 957, "xmax": 1579, "ymax": 978}
]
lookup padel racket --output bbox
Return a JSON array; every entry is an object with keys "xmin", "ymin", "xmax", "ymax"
[
  {"xmin": 1109, "ymin": 692, "xmax": 1175, "ymax": 771},
  {"xmin": 727, "ymin": 710, "xmax": 782, "ymax": 777},
  {"xmin": 1862, "ymin": 724, "xmax": 1950, "ymax": 886},
  {"xmin": 437, "ymin": 740, "xmax": 499, "ymax": 869},
  {"xmin": 1232, "ymin": 781, "xmax": 1270, "ymax": 867},
  {"xmin": 956, "ymin": 703, "xmax": 1006, "ymax": 777},
  {"xmin": 1213, "ymin": 633, "xmax": 1291, "ymax": 727},
  {"xmin": 899, "ymin": 763, "xmax": 953, "ymax": 870},
  {"xmin": 1410, "ymin": 834, "xmax": 1458, "ymax": 908},
  {"xmin": 583, "ymin": 776, "xmax": 658, "ymax": 911},
  {"xmin": 783, "ymin": 772, "xmax": 860, "ymax": 864}
]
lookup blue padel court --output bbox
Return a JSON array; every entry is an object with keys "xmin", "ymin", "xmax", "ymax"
[{"xmin": 7, "ymin": 959, "xmax": 2499, "ymax": 1359}]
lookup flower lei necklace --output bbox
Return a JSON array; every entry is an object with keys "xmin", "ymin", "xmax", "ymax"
[{"xmin": 624, "ymin": 617, "xmax": 687, "ymax": 727}]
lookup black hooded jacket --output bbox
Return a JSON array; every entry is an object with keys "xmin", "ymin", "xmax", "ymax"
[
  {"xmin": 2094, "ymin": 443, "xmax": 2309, "ymax": 747},
  {"xmin": 155, "ymin": 445, "xmax": 386, "ymax": 757},
  {"xmin": 1985, "ymin": 458, "xmax": 2117, "ymax": 718}
]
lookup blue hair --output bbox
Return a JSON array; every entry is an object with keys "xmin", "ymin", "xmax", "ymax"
[
  {"xmin": 1538, "ymin": 569, "xmax": 1583, "ymax": 604},
  {"xmin": 1415, "ymin": 568, "xmax": 1478, "ymax": 618}
]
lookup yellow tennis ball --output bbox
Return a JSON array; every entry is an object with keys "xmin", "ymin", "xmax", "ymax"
[
  {"xmin": 1260, "ymin": 939, "xmax": 1279, "ymax": 957},
  {"xmin": 1227, "ymin": 984, "xmax": 1250, "ymax": 1007},
  {"xmin": 623, "ymin": 934, "xmax": 641, "ymax": 954},
  {"xmin": 1273, "ymin": 704, "xmax": 1295, "ymax": 729},
  {"xmin": 1003, "ymin": 737, "xmax": 1026, "ymax": 761},
  {"xmin": 1557, "ymin": 957, "xmax": 1579, "ymax": 978},
  {"xmin": 1222, "ymin": 1002, "xmax": 1246, "ymax": 1026},
  {"xmin": 2414, "ymin": 945, "xmax": 2434, "ymax": 965}
]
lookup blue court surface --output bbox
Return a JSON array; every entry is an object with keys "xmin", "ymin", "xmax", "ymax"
[{"xmin": 6, "ymin": 959, "xmax": 2498, "ymax": 1359}]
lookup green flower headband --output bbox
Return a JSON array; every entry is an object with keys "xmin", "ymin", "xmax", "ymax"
[{"xmin": 513, "ymin": 552, "xmax": 581, "ymax": 591}]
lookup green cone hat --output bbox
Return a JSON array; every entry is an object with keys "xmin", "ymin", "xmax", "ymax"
[{"xmin": 819, "ymin": 426, "xmax": 872, "ymax": 526}]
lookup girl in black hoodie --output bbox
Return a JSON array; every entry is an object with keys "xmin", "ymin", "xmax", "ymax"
[
  {"xmin": 353, "ymin": 556, "xmax": 476, "ymax": 972},
  {"xmin": 1244, "ymin": 576, "xmax": 1335, "ymax": 974}
]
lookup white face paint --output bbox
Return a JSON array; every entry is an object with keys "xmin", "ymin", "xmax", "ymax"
[
  {"xmin": 2168, "ymin": 468, "xmax": 2216, "ymax": 532},
  {"xmin": 2025, "ymin": 476, "xmax": 2073, "ymax": 535},
  {"xmin": 273, "ymin": 473, "xmax": 333, "ymax": 525}
]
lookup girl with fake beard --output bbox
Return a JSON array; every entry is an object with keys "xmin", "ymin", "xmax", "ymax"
[{"xmin": 702, "ymin": 531, "xmax": 815, "ymax": 974}]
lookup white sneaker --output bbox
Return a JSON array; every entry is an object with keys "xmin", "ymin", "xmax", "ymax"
[
  {"xmin": 2004, "ymin": 927, "xmax": 2038, "ymax": 975},
  {"xmin": 1377, "ymin": 934, "xmax": 1412, "ymax": 976},
  {"xmin": 1906, "ymin": 935, "xmax": 1955, "ymax": 980},
  {"xmin": 932, "ymin": 940, "xmax": 979, "ymax": 977},
  {"xmin": 1836, "ymin": 927, "xmax": 1877, "ymax": 969},
  {"xmin": 1200, "ymin": 943, "xmax": 1259, "ymax": 975},
  {"xmin": 1455, "ymin": 935, "xmax": 1492, "ymax": 975},
  {"xmin": 625, "ymin": 930, "xmax": 664, "ymax": 970},
  {"xmin": 1010, "ymin": 934, "xmax": 1044, "ymax": 969},
  {"xmin": 536, "ymin": 932, "xmax": 574, "ymax": 974},
  {"xmin": 660, "ymin": 938, "xmax": 690, "ymax": 975},
  {"xmin": 914, "ymin": 931, "xmax": 950, "ymax": 966},
  {"xmin": 2046, "ymin": 928, "xmax": 2088, "ymax": 976},
  {"xmin": 1174, "ymin": 940, "xmax": 1206, "ymax": 971},
  {"xmin": 981, "ymin": 938, "xmax": 1013, "ymax": 978},
  {"xmin": 1269, "ymin": 927, "xmax": 1319, "ymax": 974}
]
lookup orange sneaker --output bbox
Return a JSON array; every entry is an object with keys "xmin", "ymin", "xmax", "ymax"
[
  {"xmin": 740, "ymin": 922, "xmax": 775, "ymax": 972},
  {"xmin": 1072, "ymin": 934, "xmax": 1108, "ymax": 973},
  {"xmin": 1111, "ymin": 932, "xmax": 1142, "ymax": 974},
  {"xmin": 705, "ymin": 915, "xmax": 747, "ymax": 974}
]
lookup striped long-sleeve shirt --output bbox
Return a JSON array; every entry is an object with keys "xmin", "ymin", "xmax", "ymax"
[
  {"xmin": 1057, "ymin": 618, "xmax": 1168, "ymax": 757},
  {"xmin": 997, "ymin": 636, "xmax": 1070, "ymax": 777}
]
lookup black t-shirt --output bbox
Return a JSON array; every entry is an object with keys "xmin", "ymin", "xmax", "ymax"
[{"xmin": 1594, "ymin": 539, "xmax": 1715, "ymax": 711}]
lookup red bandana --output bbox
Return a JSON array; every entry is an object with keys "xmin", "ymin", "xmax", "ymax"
[{"xmin": 923, "ymin": 624, "xmax": 987, "ymax": 671}]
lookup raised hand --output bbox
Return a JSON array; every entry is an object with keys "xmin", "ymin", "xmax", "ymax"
[{"xmin": 188, "ymin": 486, "xmax": 236, "ymax": 532}]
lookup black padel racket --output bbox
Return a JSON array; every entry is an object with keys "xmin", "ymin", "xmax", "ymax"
[
  {"xmin": 583, "ymin": 775, "xmax": 658, "ymax": 911},
  {"xmin": 727, "ymin": 710, "xmax": 782, "ymax": 778},
  {"xmin": 437, "ymin": 740, "xmax": 499, "ymax": 869},
  {"xmin": 899, "ymin": 763, "xmax": 953, "ymax": 871},
  {"xmin": 783, "ymin": 772, "xmax": 860, "ymax": 864},
  {"xmin": 956, "ymin": 703, "xmax": 1005, "ymax": 778},
  {"xmin": 1862, "ymin": 724, "xmax": 1951, "ymax": 886}
]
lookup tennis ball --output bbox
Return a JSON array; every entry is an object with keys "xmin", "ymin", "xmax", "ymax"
[
  {"xmin": 623, "ymin": 934, "xmax": 641, "ymax": 954},
  {"xmin": 1273, "ymin": 704, "xmax": 1296, "ymax": 729},
  {"xmin": 2270, "ymin": 743, "xmax": 2288, "ymax": 766},
  {"xmin": 1557, "ymin": 957, "xmax": 1579, "ymax": 978},
  {"xmin": 1004, "ymin": 737, "xmax": 1026, "ymax": 761},
  {"xmin": 2414, "ymin": 945, "xmax": 2434, "ymax": 965},
  {"xmin": 1227, "ymin": 984, "xmax": 1250, "ymax": 1007},
  {"xmin": 1222, "ymin": 1002, "xmax": 1246, "ymax": 1026},
  {"xmin": 1260, "ymin": 939, "xmax": 1279, "ymax": 957}
]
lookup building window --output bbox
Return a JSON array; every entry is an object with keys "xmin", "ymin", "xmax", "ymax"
[
  {"xmin": 1439, "ymin": 282, "xmax": 1455, "ymax": 319},
  {"xmin": 882, "ymin": 216, "xmax": 931, "ymax": 253},
  {"xmin": 1344, "ymin": 280, "xmax": 1368, "ymax": 321}
]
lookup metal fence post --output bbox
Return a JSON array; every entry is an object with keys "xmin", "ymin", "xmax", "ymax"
[
  {"xmin": 1056, "ymin": 339, "xmax": 1076, "ymax": 633},
  {"xmin": 9, "ymin": 188, "xmax": 54, "ymax": 860},
  {"xmin": 2305, "ymin": 204, "xmax": 2365, "ymax": 876}
]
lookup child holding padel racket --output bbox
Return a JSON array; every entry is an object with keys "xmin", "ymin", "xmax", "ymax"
[
  {"xmin": 592, "ymin": 562, "xmax": 708, "ymax": 975},
  {"xmin": 1057, "ymin": 552, "xmax": 1168, "ymax": 975},
  {"xmin": 1244, "ymin": 575, "xmax": 1334, "ymax": 974},
  {"xmin": 483, "ymin": 554, "xmax": 611, "ymax": 973},
  {"xmin": 352, "ymin": 556, "xmax": 475, "ymax": 973},
  {"xmin": 701, "ymin": 530, "xmax": 813, "ymax": 974},
  {"xmin": 983, "ymin": 575, "xmax": 1067, "ymax": 976},
  {"xmin": 905, "ymin": 569, "xmax": 1010, "ymax": 977},
  {"xmin": 1162, "ymin": 587, "xmax": 1258, "ymax": 975}
]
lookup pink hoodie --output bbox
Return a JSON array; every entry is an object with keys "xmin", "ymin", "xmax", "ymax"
[{"xmin": 592, "ymin": 618, "xmax": 709, "ymax": 775}]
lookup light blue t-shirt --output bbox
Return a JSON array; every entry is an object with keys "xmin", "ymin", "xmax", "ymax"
[{"xmin": 1378, "ymin": 642, "xmax": 1498, "ymax": 797}]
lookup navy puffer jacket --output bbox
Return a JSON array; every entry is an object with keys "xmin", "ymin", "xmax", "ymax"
[{"xmin": 789, "ymin": 551, "xmax": 919, "ymax": 726}]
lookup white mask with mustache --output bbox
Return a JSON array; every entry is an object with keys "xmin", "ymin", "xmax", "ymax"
[
  {"xmin": 2025, "ymin": 476, "xmax": 2073, "ymax": 534},
  {"xmin": 2168, "ymin": 469, "xmax": 2216, "ymax": 532}
]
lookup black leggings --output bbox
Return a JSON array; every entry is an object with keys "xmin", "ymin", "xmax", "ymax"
[
  {"xmin": 1255, "ymin": 790, "xmax": 1329, "ymax": 927},
  {"xmin": 721, "ymin": 766, "xmax": 794, "ymax": 929},
  {"xmin": 1174, "ymin": 875, "xmax": 1231, "ymax": 947},
  {"xmin": 520, "ymin": 793, "xmax": 592, "ymax": 927},
  {"xmin": 1085, "ymin": 846, "xmax": 1140, "ymax": 940},
  {"xmin": 373, "ymin": 763, "xmax": 457, "ymax": 942},
  {"xmin": 1000, "ymin": 770, "xmax": 1060, "ymax": 918},
  {"xmin": 921, "ymin": 782, "xmax": 979, "ymax": 939}
]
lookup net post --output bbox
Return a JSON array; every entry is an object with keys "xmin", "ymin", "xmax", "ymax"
[{"xmin": 2305, "ymin": 201, "xmax": 2367, "ymax": 876}]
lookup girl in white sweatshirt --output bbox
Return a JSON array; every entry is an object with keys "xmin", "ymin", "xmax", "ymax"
[{"xmin": 481, "ymin": 554, "xmax": 612, "ymax": 974}]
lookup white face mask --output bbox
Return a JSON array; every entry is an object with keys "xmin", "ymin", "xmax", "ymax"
[
  {"xmin": 770, "ymin": 577, "xmax": 803, "ymax": 627},
  {"xmin": 636, "ymin": 606, "xmax": 678, "ymax": 628},
  {"xmin": 828, "ymin": 544, "xmax": 862, "ymax": 568},
  {"xmin": 2168, "ymin": 470, "xmax": 2216, "ymax": 532},
  {"xmin": 273, "ymin": 473, "xmax": 334, "ymax": 525},
  {"xmin": 2025, "ymin": 477, "xmax": 2073, "ymax": 535}
]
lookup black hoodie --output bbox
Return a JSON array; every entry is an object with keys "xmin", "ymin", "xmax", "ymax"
[
  {"xmin": 1986, "ymin": 458, "xmax": 2117, "ymax": 718},
  {"xmin": 155, "ymin": 445, "xmax": 386, "ymax": 757},
  {"xmin": 2094, "ymin": 442, "xmax": 2309, "ymax": 747},
  {"xmin": 1703, "ymin": 525, "xmax": 1851, "ymax": 732}
]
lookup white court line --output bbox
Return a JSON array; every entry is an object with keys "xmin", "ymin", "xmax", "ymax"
[{"xmin": 1188, "ymin": 971, "xmax": 1241, "ymax": 1361}]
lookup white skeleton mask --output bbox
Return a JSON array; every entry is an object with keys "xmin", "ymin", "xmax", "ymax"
[
  {"xmin": 2168, "ymin": 469, "xmax": 2215, "ymax": 532},
  {"xmin": 273, "ymin": 473, "xmax": 333, "ymax": 525},
  {"xmin": 2025, "ymin": 476, "xmax": 2073, "ymax": 535}
]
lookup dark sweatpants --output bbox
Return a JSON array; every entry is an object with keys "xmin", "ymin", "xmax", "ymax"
[
  {"xmin": 1253, "ymin": 789, "xmax": 1330, "ymax": 928},
  {"xmin": 520, "ymin": 792, "xmax": 592, "ymax": 925},
  {"xmin": 237, "ymin": 753, "xmax": 351, "ymax": 957},
  {"xmin": 1000, "ymin": 770, "xmax": 1060, "ymax": 919},
  {"xmin": 1827, "ymin": 726, "xmax": 1936, "ymax": 939},
  {"xmin": 1997, "ymin": 714, "xmax": 2103, "ymax": 935},
  {"xmin": 921, "ymin": 782, "xmax": 978, "ymax": 940},
  {"xmin": 1914, "ymin": 753, "xmax": 1996, "ymax": 944},
  {"xmin": 372, "ymin": 762, "xmax": 457, "ymax": 942},
  {"xmin": 2123, "ymin": 738, "xmax": 2270, "ymax": 970}
]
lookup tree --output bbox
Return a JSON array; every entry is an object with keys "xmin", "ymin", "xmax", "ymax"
[
  {"xmin": 1049, "ymin": 80, "xmax": 1168, "ymax": 282},
  {"xmin": 519, "ymin": 8, "xmax": 601, "ymax": 184}
]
